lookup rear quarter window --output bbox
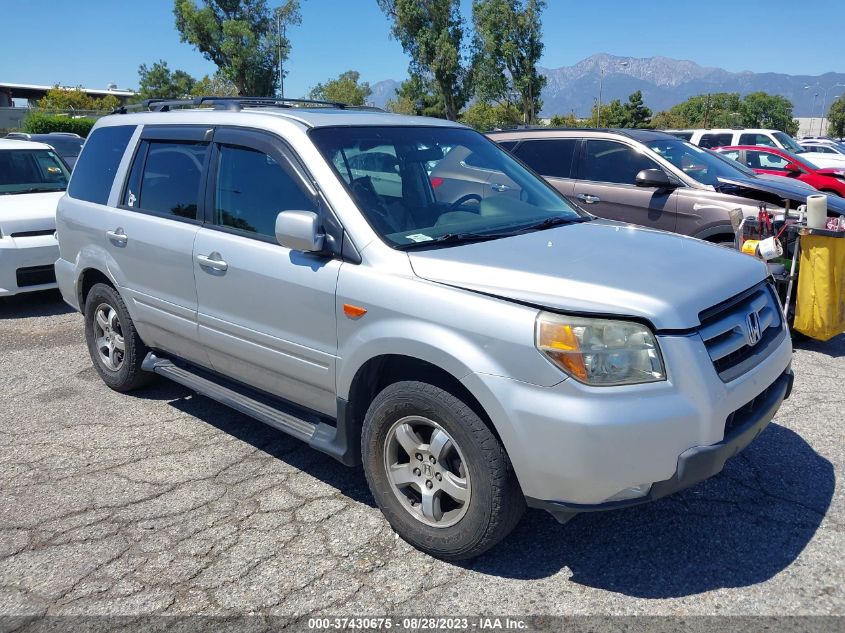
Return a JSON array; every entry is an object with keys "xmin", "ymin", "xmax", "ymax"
[{"xmin": 68, "ymin": 125, "xmax": 135, "ymax": 205}]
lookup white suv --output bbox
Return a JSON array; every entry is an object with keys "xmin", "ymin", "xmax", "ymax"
[
  {"xmin": 664, "ymin": 128, "xmax": 805, "ymax": 151},
  {"xmin": 0, "ymin": 139, "xmax": 69, "ymax": 296}
]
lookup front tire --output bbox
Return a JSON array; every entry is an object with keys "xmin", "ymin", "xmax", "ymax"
[
  {"xmin": 362, "ymin": 381, "xmax": 524, "ymax": 560},
  {"xmin": 84, "ymin": 283, "xmax": 152, "ymax": 392}
]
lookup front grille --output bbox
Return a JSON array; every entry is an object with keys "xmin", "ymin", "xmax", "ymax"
[
  {"xmin": 16, "ymin": 265, "xmax": 56, "ymax": 288},
  {"xmin": 724, "ymin": 373, "xmax": 784, "ymax": 436},
  {"xmin": 10, "ymin": 229, "xmax": 55, "ymax": 238},
  {"xmin": 698, "ymin": 282, "xmax": 782, "ymax": 382}
]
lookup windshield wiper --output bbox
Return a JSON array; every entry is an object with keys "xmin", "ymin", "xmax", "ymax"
[
  {"xmin": 515, "ymin": 216, "xmax": 591, "ymax": 232},
  {"xmin": 398, "ymin": 232, "xmax": 505, "ymax": 250}
]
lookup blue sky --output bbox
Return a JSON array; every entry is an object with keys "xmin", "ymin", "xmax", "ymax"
[{"xmin": 1, "ymin": 0, "xmax": 842, "ymax": 97}]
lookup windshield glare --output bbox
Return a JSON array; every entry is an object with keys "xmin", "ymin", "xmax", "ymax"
[
  {"xmin": 774, "ymin": 132, "xmax": 804, "ymax": 154},
  {"xmin": 309, "ymin": 126, "xmax": 583, "ymax": 247},
  {"xmin": 0, "ymin": 149, "xmax": 70, "ymax": 194},
  {"xmin": 646, "ymin": 139, "xmax": 749, "ymax": 186}
]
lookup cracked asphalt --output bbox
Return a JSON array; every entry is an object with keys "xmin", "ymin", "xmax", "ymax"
[{"xmin": 0, "ymin": 290, "xmax": 842, "ymax": 623}]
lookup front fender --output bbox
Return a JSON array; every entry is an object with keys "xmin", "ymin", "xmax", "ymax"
[{"xmin": 335, "ymin": 268, "xmax": 567, "ymax": 398}]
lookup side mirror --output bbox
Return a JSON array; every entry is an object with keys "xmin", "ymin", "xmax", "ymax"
[
  {"xmin": 635, "ymin": 168, "xmax": 674, "ymax": 189},
  {"xmin": 784, "ymin": 162, "xmax": 803, "ymax": 176},
  {"xmin": 275, "ymin": 210, "xmax": 325, "ymax": 252}
]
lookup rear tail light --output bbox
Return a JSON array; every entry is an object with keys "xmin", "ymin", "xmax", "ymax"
[{"xmin": 430, "ymin": 177, "xmax": 444, "ymax": 188}]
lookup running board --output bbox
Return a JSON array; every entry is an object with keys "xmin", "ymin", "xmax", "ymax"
[{"xmin": 141, "ymin": 353, "xmax": 359, "ymax": 465}]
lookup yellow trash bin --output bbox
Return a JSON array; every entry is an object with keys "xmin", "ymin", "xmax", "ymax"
[{"xmin": 793, "ymin": 234, "xmax": 845, "ymax": 341}]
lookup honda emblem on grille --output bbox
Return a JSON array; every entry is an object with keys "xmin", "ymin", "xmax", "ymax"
[{"xmin": 746, "ymin": 311, "xmax": 762, "ymax": 346}]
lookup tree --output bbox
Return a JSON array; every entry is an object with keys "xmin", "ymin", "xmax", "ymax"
[
  {"xmin": 650, "ymin": 91, "xmax": 798, "ymax": 134},
  {"xmin": 173, "ymin": 0, "xmax": 301, "ymax": 96},
  {"xmin": 460, "ymin": 101, "xmax": 521, "ymax": 131},
  {"xmin": 377, "ymin": 0, "xmax": 467, "ymax": 121},
  {"xmin": 471, "ymin": 0, "xmax": 546, "ymax": 124},
  {"xmin": 828, "ymin": 93, "xmax": 845, "ymax": 138},
  {"xmin": 309, "ymin": 71, "xmax": 372, "ymax": 106},
  {"xmin": 191, "ymin": 72, "xmax": 239, "ymax": 97},
  {"xmin": 548, "ymin": 113, "xmax": 581, "ymax": 127},
  {"xmin": 651, "ymin": 92, "xmax": 742, "ymax": 129},
  {"xmin": 137, "ymin": 60, "xmax": 197, "ymax": 100},
  {"xmin": 740, "ymin": 91, "xmax": 798, "ymax": 135},
  {"xmin": 590, "ymin": 99, "xmax": 627, "ymax": 128},
  {"xmin": 385, "ymin": 74, "xmax": 446, "ymax": 118},
  {"xmin": 37, "ymin": 87, "xmax": 119, "ymax": 112},
  {"xmin": 621, "ymin": 90, "xmax": 652, "ymax": 128}
]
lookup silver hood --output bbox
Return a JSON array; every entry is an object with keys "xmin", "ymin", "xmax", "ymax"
[{"xmin": 408, "ymin": 221, "xmax": 769, "ymax": 330}]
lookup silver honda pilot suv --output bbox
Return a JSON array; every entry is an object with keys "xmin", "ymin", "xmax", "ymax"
[{"xmin": 55, "ymin": 98, "xmax": 793, "ymax": 560}]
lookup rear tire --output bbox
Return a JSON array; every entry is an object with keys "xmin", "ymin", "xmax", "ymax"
[
  {"xmin": 84, "ymin": 283, "xmax": 152, "ymax": 392},
  {"xmin": 361, "ymin": 381, "xmax": 524, "ymax": 560}
]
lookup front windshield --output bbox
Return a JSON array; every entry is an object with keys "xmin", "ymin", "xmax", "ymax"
[
  {"xmin": 773, "ymin": 132, "xmax": 804, "ymax": 154},
  {"xmin": 645, "ymin": 138, "xmax": 750, "ymax": 186},
  {"xmin": 309, "ymin": 126, "xmax": 584, "ymax": 248},
  {"xmin": 0, "ymin": 149, "xmax": 70, "ymax": 195}
]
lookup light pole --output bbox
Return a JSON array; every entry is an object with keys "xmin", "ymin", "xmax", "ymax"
[
  {"xmin": 819, "ymin": 83, "xmax": 845, "ymax": 136},
  {"xmin": 597, "ymin": 60, "xmax": 628, "ymax": 128},
  {"xmin": 805, "ymin": 85, "xmax": 819, "ymax": 137}
]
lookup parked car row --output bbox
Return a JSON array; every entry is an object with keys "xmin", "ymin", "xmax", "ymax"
[{"xmin": 665, "ymin": 127, "xmax": 845, "ymax": 169}]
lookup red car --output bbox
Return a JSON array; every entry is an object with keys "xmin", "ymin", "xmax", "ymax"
[{"xmin": 715, "ymin": 145, "xmax": 845, "ymax": 197}]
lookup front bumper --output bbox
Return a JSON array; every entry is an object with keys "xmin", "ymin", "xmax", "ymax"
[
  {"xmin": 0, "ymin": 234, "xmax": 59, "ymax": 296},
  {"xmin": 527, "ymin": 368, "xmax": 793, "ymax": 522},
  {"xmin": 462, "ymin": 325, "xmax": 793, "ymax": 506}
]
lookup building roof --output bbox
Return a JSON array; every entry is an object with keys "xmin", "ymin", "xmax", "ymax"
[{"xmin": 0, "ymin": 82, "xmax": 135, "ymax": 101}]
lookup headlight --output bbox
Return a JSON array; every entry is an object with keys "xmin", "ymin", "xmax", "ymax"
[{"xmin": 535, "ymin": 312, "xmax": 666, "ymax": 386}]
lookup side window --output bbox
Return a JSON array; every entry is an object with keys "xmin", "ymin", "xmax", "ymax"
[
  {"xmin": 497, "ymin": 140, "xmax": 518, "ymax": 152},
  {"xmin": 721, "ymin": 150, "xmax": 741, "ymax": 162},
  {"xmin": 124, "ymin": 141, "xmax": 207, "ymax": 220},
  {"xmin": 512, "ymin": 139, "xmax": 578, "ymax": 179},
  {"xmin": 214, "ymin": 145, "xmax": 317, "ymax": 238},
  {"xmin": 582, "ymin": 140, "xmax": 659, "ymax": 185},
  {"xmin": 68, "ymin": 125, "xmax": 135, "ymax": 204},
  {"xmin": 739, "ymin": 133, "xmax": 777, "ymax": 147},
  {"xmin": 755, "ymin": 151, "xmax": 790, "ymax": 171},
  {"xmin": 699, "ymin": 133, "xmax": 733, "ymax": 149}
]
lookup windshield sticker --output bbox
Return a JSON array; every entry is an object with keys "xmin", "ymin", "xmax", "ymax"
[{"xmin": 405, "ymin": 233, "xmax": 433, "ymax": 243}]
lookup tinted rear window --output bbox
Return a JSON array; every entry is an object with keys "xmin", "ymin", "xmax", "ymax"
[
  {"xmin": 699, "ymin": 133, "xmax": 733, "ymax": 149},
  {"xmin": 512, "ymin": 139, "xmax": 578, "ymax": 179},
  {"xmin": 126, "ymin": 140, "xmax": 207, "ymax": 220},
  {"xmin": 68, "ymin": 125, "xmax": 135, "ymax": 204}
]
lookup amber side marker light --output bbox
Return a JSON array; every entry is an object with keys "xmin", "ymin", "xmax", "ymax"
[{"xmin": 343, "ymin": 304, "xmax": 368, "ymax": 319}]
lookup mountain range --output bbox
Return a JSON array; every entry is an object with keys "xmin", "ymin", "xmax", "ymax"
[{"xmin": 369, "ymin": 54, "xmax": 845, "ymax": 118}]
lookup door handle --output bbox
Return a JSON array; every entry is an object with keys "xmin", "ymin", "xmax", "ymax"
[
  {"xmin": 106, "ymin": 228, "xmax": 128, "ymax": 245},
  {"xmin": 490, "ymin": 183, "xmax": 512, "ymax": 192},
  {"xmin": 196, "ymin": 252, "xmax": 228, "ymax": 272},
  {"xmin": 576, "ymin": 193, "xmax": 601, "ymax": 204}
]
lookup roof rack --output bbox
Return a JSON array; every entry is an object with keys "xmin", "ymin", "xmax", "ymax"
[{"xmin": 112, "ymin": 95, "xmax": 368, "ymax": 114}]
